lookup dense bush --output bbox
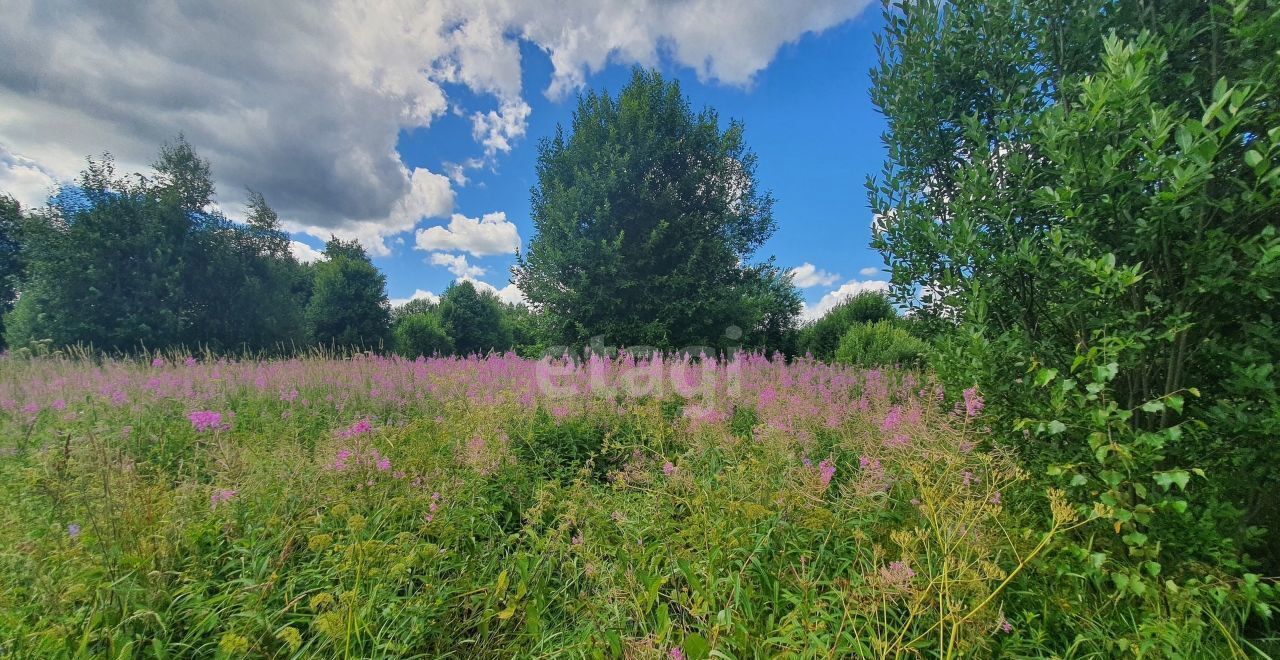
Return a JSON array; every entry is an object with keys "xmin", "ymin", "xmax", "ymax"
[
  {"xmin": 393, "ymin": 312, "xmax": 454, "ymax": 358},
  {"xmin": 871, "ymin": 0, "xmax": 1280, "ymax": 650},
  {"xmin": 799, "ymin": 291, "xmax": 897, "ymax": 360},
  {"xmin": 834, "ymin": 320, "xmax": 927, "ymax": 368}
]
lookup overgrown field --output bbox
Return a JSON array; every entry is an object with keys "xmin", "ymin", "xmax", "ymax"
[{"xmin": 0, "ymin": 353, "xmax": 1246, "ymax": 658}]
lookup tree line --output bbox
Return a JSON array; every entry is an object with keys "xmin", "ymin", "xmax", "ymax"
[{"xmin": 0, "ymin": 71, "xmax": 822, "ymax": 359}]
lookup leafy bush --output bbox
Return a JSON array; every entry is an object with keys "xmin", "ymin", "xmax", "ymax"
[
  {"xmin": 799, "ymin": 291, "xmax": 897, "ymax": 360},
  {"xmin": 393, "ymin": 312, "xmax": 454, "ymax": 358},
  {"xmin": 834, "ymin": 320, "xmax": 928, "ymax": 368},
  {"xmin": 870, "ymin": 0, "xmax": 1280, "ymax": 650}
]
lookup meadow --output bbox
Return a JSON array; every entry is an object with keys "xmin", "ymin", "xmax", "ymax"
[{"xmin": 0, "ymin": 352, "xmax": 1093, "ymax": 658}]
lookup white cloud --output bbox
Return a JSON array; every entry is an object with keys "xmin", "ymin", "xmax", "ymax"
[
  {"xmin": 800, "ymin": 279, "xmax": 890, "ymax": 322},
  {"xmin": 0, "ymin": 0, "xmax": 870, "ymax": 252},
  {"xmin": 415, "ymin": 211, "xmax": 520, "ymax": 256},
  {"xmin": 859, "ymin": 266, "xmax": 880, "ymax": 277},
  {"xmin": 471, "ymin": 100, "xmax": 532, "ymax": 158},
  {"xmin": 428, "ymin": 252, "xmax": 487, "ymax": 278},
  {"xmin": 389, "ymin": 288, "xmax": 440, "ymax": 307},
  {"xmin": 289, "ymin": 240, "xmax": 327, "ymax": 264},
  {"xmin": 0, "ymin": 143, "xmax": 60, "ymax": 208},
  {"xmin": 460, "ymin": 276, "xmax": 528, "ymax": 306},
  {"xmin": 788, "ymin": 262, "xmax": 839, "ymax": 288}
]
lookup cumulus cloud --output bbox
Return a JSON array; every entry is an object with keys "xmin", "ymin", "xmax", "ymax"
[
  {"xmin": 415, "ymin": 211, "xmax": 520, "ymax": 256},
  {"xmin": 472, "ymin": 100, "xmax": 532, "ymax": 158},
  {"xmin": 800, "ymin": 278, "xmax": 890, "ymax": 322},
  {"xmin": 389, "ymin": 288, "xmax": 441, "ymax": 307},
  {"xmin": 788, "ymin": 262, "xmax": 840, "ymax": 288},
  {"xmin": 859, "ymin": 266, "xmax": 880, "ymax": 277},
  {"xmin": 0, "ymin": 0, "xmax": 868, "ymax": 252},
  {"xmin": 460, "ymin": 276, "xmax": 528, "ymax": 306},
  {"xmin": 289, "ymin": 240, "xmax": 327, "ymax": 264},
  {"xmin": 428, "ymin": 252, "xmax": 487, "ymax": 278}
]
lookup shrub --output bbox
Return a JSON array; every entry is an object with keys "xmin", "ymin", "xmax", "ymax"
[
  {"xmin": 799, "ymin": 291, "xmax": 897, "ymax": 360},
  {"xmin": 393, "ymin": 312, "xmax": 453, "ymax": 358},
  {"xmin": 834, "ymin": 320, "xmax": 927, "ymax": 368}
]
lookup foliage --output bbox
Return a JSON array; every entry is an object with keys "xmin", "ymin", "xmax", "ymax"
[
  {"xmin": 834, "ymin": 320, "xmax": 928, "ymax": 368},
  {"xmin": 393, "ymin": 311, "xmax": 454, "ymax": 358},
  {"xmin": 306, "ymin": 237, "xmax": 391, "ymax": 350},
  {"xmin": 516, "ymin": 68, "xmax": 795, "ymax": 352},
  {"xmin": 799, "ymin": 291, "xmax": 898, "ymax": 360},
  {"xmin": 437, "ymin": 280, "xmax": 514, "ymax": 357},
  {"xmin": 870, "ymin": 0, "xmax": 1280, "ymax": 650},
  {"xmin": 12, "ymin": 353, "xmax": 1249, "ymax": 657},
  {"xmin": 4, "ymin": 138, "xmax": 310, "ymax": 353},
  {"xmin": 0, "ymin": 195, "xmax": 24, "ymax": 349}
]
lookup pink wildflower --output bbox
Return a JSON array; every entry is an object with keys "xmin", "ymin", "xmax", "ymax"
[
  {"xmin": 962, "ymin": 386, "xmax": 984, "ymax": 418},
  {"xmin": 818, "ymin": 458, "xmax": 836, "ymax": 487},
  {"xmin": 188, "ymin": 410, "xmax": 225, "ymax": 432},
  {"xmin": 670, "ymin": 648, "xmax": 686, "ymax": 660},
  {"xmin": 210, "ymin": 489, "xmax": 237, "ymax": 510},
  {"xmin": 662, "ymin": 461, "xmax": 676, "ymax": 476}
]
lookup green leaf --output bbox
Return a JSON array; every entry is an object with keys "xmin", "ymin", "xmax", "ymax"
[
  {"xmin": 681, "ymin": 633, "xmax": 710, "ymax": 659},
  {"xmin": 1141, "ymin": 400, "xmax": 1165, "ymax": 413},
  {"xmin": 1245, "ymin": 150, "xmax": 1263, "ymax": 167},
  {"xmin": 1048, "ymin": 420, "xmax": 1066, "ymax": 435},
  {"xmin": 1034, "ymin": 367, "xmax": 1058, "ymax": 387}
]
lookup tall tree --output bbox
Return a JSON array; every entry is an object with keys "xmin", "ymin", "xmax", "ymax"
[
  {"xmin": 871, "ymin": 0, "xmax": 1280, "ymax": 596},
  {"xmin": 437, "ymin": 280, "xmax": 512, "ymax": 356},
  {"xmin": 0, "ymin": 195, "xmax": 24, "ymax": 348},
  {"xmin": 306, "ymin": 237, "xmax": 390, "ymax": 350},
  {"xmin": 515, "ymin": 68, "xmax": 792, "ymax": 351}
]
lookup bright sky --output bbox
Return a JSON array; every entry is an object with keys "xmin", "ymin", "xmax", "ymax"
[{"xmin": 0, "ymin": 1, "xmax": 890, "ymax": 320}]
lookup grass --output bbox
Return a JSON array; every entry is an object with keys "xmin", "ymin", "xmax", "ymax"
[{"xmin": 0, "ymin": 351, "xmax": 1210, "ymax": 658}]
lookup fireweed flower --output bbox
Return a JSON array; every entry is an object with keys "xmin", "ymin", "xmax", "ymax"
[
  {"xmin": 151, "ymin": 358, "xmax": 165, "ymax": 367},
  {"xmin": 669, "ymin": 648, "xmax": 686, "ymax": 660},
  {"xmin": 188, "ymin": 410, "xmax": 225, "ymax": 432},
  {"xmin": 662, "ymin": 461, "xmax": 676, "ymax": 476},
  {"xmin": 210, "ymin": 489, "xmax": 237, "ymax": 510},
  {"xmin": 961, "ymin": 386, "xmax": 984, "ymax": 418},
  {"xmin": 818, "ymin": 458, "xmax": 836, "ymax": 487},
  {"xmin": 962, "ymin": 470, "xmax": 974, "ymax": 487}
]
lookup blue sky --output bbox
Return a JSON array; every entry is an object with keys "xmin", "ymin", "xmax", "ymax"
[
  {"xmin": 1, "ymin": 1, "xmax": 890, "ymax": 320},
  {"xmin": 364, "ymin": 12, "xmax": 889, "ymax": 316}
]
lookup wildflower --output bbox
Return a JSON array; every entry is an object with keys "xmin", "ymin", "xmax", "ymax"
[
  {"xmin": 662, "ymin": 461, "xmax": 676, "ymax": 476},
  {"xmin": 188, "ymin": 410, "xmax": 225, "ymax": 432},
  {"xmin": 275, "ymin": 626, "xmax": 302, "ymax": 653},
  {"xmin": 881, "ymin": 406, "xmax": 903, "ymax": 432},
  {"xmin": 67, "ymin": 523, "xmax": 81, "ymax": 539},
  {"xmin": 572, "ymin": 530, "xmax": 584, "ymax": 546},
  {"xmin": 989, "ymin": 491, "xmax": 1002, "ymax": 505},
  {"xmin": 336, "ymin": 418, "xmax": 372, "ymax": 439},
  {"xmin": 52, "ymin": 399, "xmax": 66, "ymax": 411},
  {"xmin": 21, "ymin": 402, "xmax": 38, "ymax": 415},
  {"xmin": 878, "ymin": 560, "xmax": 916, "ymax": 590},
  {"xmin": 670, "ymin": 648, "xmax": 686, "ymax": 660},
  {"xmin": 184, "ymin": 356, "xmax": 197, "ymax": 367},
  {"xmin": 997, "ymin": 614, "xmax": 1013, "ymax": 634},
  {"xmin": 962, "ymin": 470, "xmax": 974, "ymax": 487},
  {"xmin": 375, "ymin": 456, "xmax": 391, "ymax": 471},
  {"xmin": 307, "ymin": 534, "xmax": 333, "ymax": 552},
  {"xmin": 218, "ymin": 632, "xmax": 250, "ymax": 655},
  {"xmin": 818, "ymin": 458, "xmax": 836, "ymax": 487},
  {"xmin": 151, "ymin": 357, "xmax": 165, "ymax": 367},
  {"xmin": 393, "ymin": 470, "xmax": 405, "ymax": 480},
  {"xmin": 332, "ymin": 448, "xmax": 352, "ymax": 471},
  {"xmin": 962, "ymin": 385, "xmax": 984, "ymax": 418},
  {"xmin": 210, "ymin": 489, "xmax": 237, "ymax": 510}
]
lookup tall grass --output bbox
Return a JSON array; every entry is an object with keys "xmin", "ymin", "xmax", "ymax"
[{"xmin": 0, "ymin": 352, "xmax": 1253, "ymax": 657}]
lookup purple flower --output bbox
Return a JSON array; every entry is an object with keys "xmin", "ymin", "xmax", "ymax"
[
  {"xmin": 375, "ymin": 457, "xmax": 391, "ymax": 472},
  {"xmin": 662, "ymin": 461, "xmax": 676, "ymax": 476},
  {"xmin": 151, "ymin": 357, "xmax": 165, "ymax": 367},
  {"xmin": 989, "ymin": 491, "xmax": 1002, "ymax": 505},
  {"xmin": 210, "ymin": 489, "xmax": 237, "ymax": 510},
  {"xmin": 998, "ymin": 614, "xmax": 1013, "ymax": 634},
  {"xmin": 818, "ymin": 458, "xmax": 836, "ymax": 487},
  {"xmin": 669, "ymin": 648, "xmax": 686, "ymax": 660},
  {"xmin": 188, "ymin": 410, "xmax": 225, "ymax": 432},
  {"xmin": 67, "ymin": 523, "xmax": 81, "ymax": 539},
  {"xmin": 962, "ymin": 386, "xmax": 984, "ymax": 418}
]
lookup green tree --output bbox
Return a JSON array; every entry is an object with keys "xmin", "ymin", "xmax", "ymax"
[
  {"xmin": 870, "ymin": 0, "xmax": 1280, "ymax": 643},
  {"xmin": 436, "ymin": 280, "xmax": 512, "ymax": 356},
  {"xmin": 799, "ymin": 291, "xmax": 897, "ymax": 361},
  {"xmin": 393, "ymin": 311, "xmax": 453, "ymax": 358},
  {"xmin": 515, "ymin": 68, "xmax": 792, "ymax": 351},
  {"xmin": 306, "ymin": 237, "xmax": 390, "ymax": 350},
  {"xmin": 0, "ymin": 195, "xmax": 25, "ymax": 349},
  {"xmin": 834, "ymin": 320, "xmax": 927, "ymax": 368}
]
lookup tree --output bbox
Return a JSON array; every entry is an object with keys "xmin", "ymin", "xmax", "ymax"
[
  {"xmin": 0, "ymin": 195, "xmax": 24, "ymax": 349},
  {"xmin": 436, "ymin": 280, "xmax": 512, "ymax": 356},
  {"xmin": 799, "ymin": 291, "xmax": 897, "ymax": 361},
  {"xmin": 833, "ymin": 320, "xmax": 927, "ymax": 368},
  {"xmin": 306, "ymin": 237, "xmax": 391, "ymax": 350},
  {"xmin": 515, "ymin": 68, "xmax": 792, "ymax": 351},
  {"xmin": 393, "ymin": 311, "xmax": 453, "ymax": 358},
  {"xmin": 870, "ymin": 0, "xmax": 1280, "ymax": 632}
]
